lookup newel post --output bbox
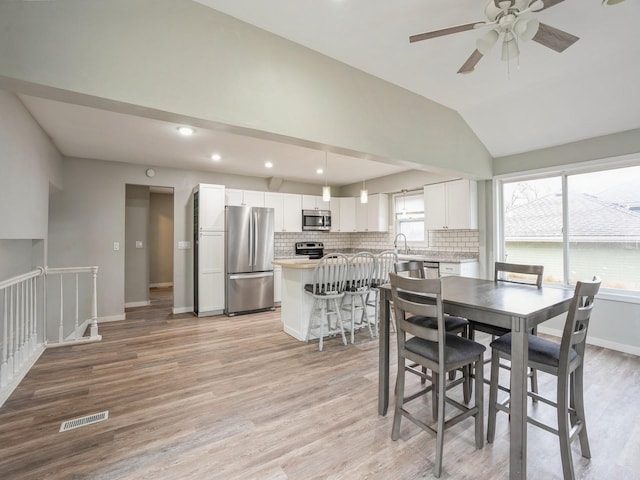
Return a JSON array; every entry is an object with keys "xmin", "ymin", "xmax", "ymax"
[{"xmin": 90, "ymin": 266, "xmax": 99, "ymax": 339}]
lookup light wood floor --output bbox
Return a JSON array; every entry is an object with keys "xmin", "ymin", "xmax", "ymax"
[{"xmin": 1, "ymin": 289, "xmax": 639, "ymax": 479}]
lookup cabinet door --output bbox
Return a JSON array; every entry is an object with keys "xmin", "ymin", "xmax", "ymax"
[
  {"xmin": 198, "ymin": 184, "xmax": 225, "ymax": 231},
  {"xmin": 339, "ymin": 197, "xmax": 356, "ymax": 232},
  {"xmin": 424, "ymin": 183, "xmax": 447, "ymax": 230},
  {"xmin": 225, "ymin": 189, "xmax": 243, "ymax": 206},
  {"xmin": 446, "ymin": 179, "xmax": 477, "ymax": 229},
  {"xmin": 317, "ymin": 196, "xmax": 330, "ymax": 211},
  {"xmin": 198, "ymin": 231, "xmax": 225, "ymax": 312},
  {"xmin": 282, "ymin": 193, "xmax": 302, "ymax": 232},
  {"xmin": 330, "ymin": 198, "xmax": 341, "ymax": 232},
  {"xmin": 355, "ymin": 200, "xmax": 368, "ymax": 232},
  {"xmin": 367, "ymin": 193, "xmax": 389, "ymax": 232},
  {"xmin": 301, "ymin": 195, "xmax": 318, "ymax": 210},
  {"xmin": 264, "ymin": 192, "xmax": 284, "ymax": 232},
  {"xmin": 243, "ymin": 190, "xmax": 265, "ymax": 208}
]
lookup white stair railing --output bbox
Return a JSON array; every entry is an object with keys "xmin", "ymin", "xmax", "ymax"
[
  {"xmin": 45, "ymin": 266, "xmax": 101, "ymax": 346},
  {"xmin": 1, "ymin": 265, "xmax": 101, "ymax": 407}
]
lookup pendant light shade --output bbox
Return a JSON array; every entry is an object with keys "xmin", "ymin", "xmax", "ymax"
[
  {"xmin": 513, "ymin": 18, "xmax": 539, "ymax": 42},
  {"xmin": 360, "ymin": 179, "xmax": 368, "ymax": 204},
  {"xmin": 322, "ymin": 152, "xmax": 330, "ymax": 201}
]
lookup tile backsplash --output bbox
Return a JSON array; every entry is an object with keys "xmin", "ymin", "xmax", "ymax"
[{"xmin": 275, "ymin": 229, "xmax": 479, "ymax": 258}]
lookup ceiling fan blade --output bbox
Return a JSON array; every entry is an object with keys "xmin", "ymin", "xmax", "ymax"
[
  {"xmin": 536, "ymin": 0, "xmax": 567, "ymax": 11},
  {"xmin": 532, "ymin": 22, "xmax": 579, "ymax": 53},
  {"xmin": 410, "ymin": 22, "xmax": 480, "ymax": 43},
  {"xmin": 457, "ymin": 50, "xmax": 484, "ymax": 74}
]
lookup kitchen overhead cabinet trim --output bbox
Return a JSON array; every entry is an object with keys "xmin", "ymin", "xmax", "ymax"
[{"xmin": 424, "ymin": 179, "xmax": 478, "ymax": 230}]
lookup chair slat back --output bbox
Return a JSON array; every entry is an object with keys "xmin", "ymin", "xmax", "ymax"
[
  {"xmin": 348, "ymin": 252, "xmax": 376, "ymax": 291},
  {"xmin": 389, "ymin": 273, "xmax": 442, "ymax": 344},
  {"xmin": 561, "ymin": 276, "xmax": 601, "ymax": 364},
  {"xmin": 374, "ymin": 250, "xmax": 398, "ymax": 287},
  {"xmin": 495, "ymin": 262, "xmax": 544, "ymax": 288},
  {"xmin": 394, "ymin": 260, "xmax": 425, "ymax": 278},
  {"xmin": 312, "ymin": 253, "xmax": 349, "ymax": 295}
]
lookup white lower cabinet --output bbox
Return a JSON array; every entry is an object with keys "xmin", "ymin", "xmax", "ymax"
[{"xmin": 439, "ymin": 261, "xmax": 478, "ymax": 278}]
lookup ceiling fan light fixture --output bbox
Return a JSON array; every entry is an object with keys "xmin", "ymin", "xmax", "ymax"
[
  {"xmin": 528, "ymin": 0, "xmax": 545, "ymax": 12},
  {"xmin": 514, "ymin": 18, "xmax": 539, "ymax": 42},
  {"xmin": 476, "ymin": 28, "xmax": 500, "ymax": 55},
  {"xmin": 602, "ymin": 0, "xmax": 626, "ymax": 5}
]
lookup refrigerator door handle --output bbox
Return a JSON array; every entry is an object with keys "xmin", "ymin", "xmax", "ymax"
[
  {"xmin": 253, "ymin": 210, "xmax": 258, "ymax": 267},
  {"xmin": 229, "ymin": 272, "xmax": 273, "ymax": 280},
  {"xmin": 248, "ymin": 208, "xmax": 253, "ymax": 266}
]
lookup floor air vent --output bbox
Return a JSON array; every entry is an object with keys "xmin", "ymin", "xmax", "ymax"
[{"xmin": 59, "ymin": 411, "xmax": 109, "ymax": 432}]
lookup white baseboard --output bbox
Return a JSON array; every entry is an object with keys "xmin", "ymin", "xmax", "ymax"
[
  {"xmin": 538, "ymin": 326, "xmax": 640, "ymax": 356},
  {"xmin": 98, "ymin": 314, "xmax": 126, "ymax": 323},
  {"xmin": 173, "ymin": 306, "xmax": 194, "ymax": 315},
  {"xmin": 150, "ymin": 282, "xmax": 173, "ymax": 288},
  {"xmin": 125, "ymin": 300, "xmax": 151, "ymax": 308}
]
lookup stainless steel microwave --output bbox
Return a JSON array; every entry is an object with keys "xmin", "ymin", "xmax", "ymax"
[{"xmin": 302, "ymin": 209, "xmax": 331, "ymax": 231}]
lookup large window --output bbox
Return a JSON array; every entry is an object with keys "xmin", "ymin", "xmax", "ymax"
[
  {"xmin": 499, "ymin": 163, "xmax": 640, "ymax": 292},
  {"xmin": 395, "ymin": 191, "xmax": 424, "ymax": 243}
]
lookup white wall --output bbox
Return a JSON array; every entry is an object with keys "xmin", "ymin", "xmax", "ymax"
[{"xmin": 0, "ymin": 0, "xmax": 492, "ymax": 179}]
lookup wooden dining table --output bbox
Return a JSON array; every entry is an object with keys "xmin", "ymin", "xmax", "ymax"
[{"xmin": 377, "ymin": 275, "xmax": 575, "ymax": 480}]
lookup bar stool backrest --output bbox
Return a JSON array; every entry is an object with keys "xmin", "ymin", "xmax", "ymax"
[
  {"xmin": 348, "ymin": 252, "xmax": 376, "ymax": 292},
  {"xmin": 374, "ymin": 251, "xmax": 398, "ymax": 287},
  {"xmin": 310, "ymin": 253, "xmax": 349, "ymax": 296}
]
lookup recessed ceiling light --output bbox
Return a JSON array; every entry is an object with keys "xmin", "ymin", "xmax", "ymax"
[
  {"xmin": 210, "ymin": 153, "xmax": 221, "ymax": 161},
  {"xmin": 177, "ymin": 126, "xmax": 195, "ymax": 136},
  {"xmin": 265, "ymin": 161, "xmax": 273, "ymax": 168},
  {"xmin": 316, "ymin": 168, "xmax": 323, "ymax": 175}
]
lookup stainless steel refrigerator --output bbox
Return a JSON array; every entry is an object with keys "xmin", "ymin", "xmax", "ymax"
[{"xmin": 225, "ymin": 205, "xmax": 275, "ymax": 316}]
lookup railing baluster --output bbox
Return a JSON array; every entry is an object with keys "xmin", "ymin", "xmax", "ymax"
[
  {"xmin": 1, "ymin": 289, "xmax": 7, "ymax": 387},
  {"xmin": 9, "ymin": 285, "xmax": 14, "ymax": 376},
  {"xmin": 59, "ymin": 275, "xmax": 64, "ymax": 343},
  {"xmin": 90, "ymin": 267, "xmax": 99, "ymax": 339}
]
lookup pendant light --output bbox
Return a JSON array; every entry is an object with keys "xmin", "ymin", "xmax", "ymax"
[
  {"xmin": 322, "ymin": 152, "xmax": 331, "ymax": 202},
  {"xmin": 360, "ymin": 178, "xmax": 368, "ymax": 204}
]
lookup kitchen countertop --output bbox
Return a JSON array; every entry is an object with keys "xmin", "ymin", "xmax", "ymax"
[{"xmin": 273, "ymin": 251, "xmax": 478, "ymax": 267}]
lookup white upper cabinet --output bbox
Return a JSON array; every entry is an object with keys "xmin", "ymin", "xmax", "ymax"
[
  {"xmin": 264, "ymin": 192, "xmax": 302, "ymax": 232},
  {"xmin": 330, "ymin": 198, "xmax": 341, "ymax": 232},
  {"xmin": 355, "ymin": 193, "xmax": 389, "ymax": 232},
  {"xmin": 424, "ymin": 179, "xmax": 477, "ymax": 230},
  {"xmin": 195, "ymin": 183, "xmax": 225, "ymax": 231},
  {"xmin": 339, "ymin": 197, "xmax": 356, "ymax": 232},
  {"xmin": 302, "ymin": 194, "xmax": 330, "ymax": 210},
  {"xmin": 225, "ymin": 189, "xmax": 265, "ymax": 207}
]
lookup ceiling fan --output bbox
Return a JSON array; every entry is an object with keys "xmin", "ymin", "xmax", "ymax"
[{"xmin": 410, "ymin": 0, "xmax": 579, "ymax": 74}]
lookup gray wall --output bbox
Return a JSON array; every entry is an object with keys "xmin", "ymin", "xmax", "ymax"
[
  {"xmin": 150, "ymin": 192, "xmax": 174, "ymax": 287},
  {"xmin": 125, "ymin": 185, "xmax": 150, "ymax": 305},
  {"xmin": 0, "ymin": 0, "xmax": 492, "ymax": 179},
  {"xmin": 0, "ymin": 91, "xmax": 62, "ymax": 240}
]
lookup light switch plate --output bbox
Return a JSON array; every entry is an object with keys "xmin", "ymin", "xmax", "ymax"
[
  {"xmin": 178, "ymin": 241, "xmax": 191, "ymax": 250},
  {"xmin": 113, "ymin": 242, "xmax": 120, "ymax": 251},
  {"xmin": 135, "ymin": 241, "xmax": 143, "ymax": 249}
]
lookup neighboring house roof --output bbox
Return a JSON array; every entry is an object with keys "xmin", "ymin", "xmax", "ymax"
[
  {"xmin": 505, "ymin": 192, "xmax": 640, "ymax": 241},
  {"xmin": 596, "ymin": 182, "xmax": 640, "ymax": 210}
]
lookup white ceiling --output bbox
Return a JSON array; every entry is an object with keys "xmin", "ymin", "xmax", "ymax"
[{"xmin": 18, "ymin": 0, "xmax": 640, "ymax": 186}]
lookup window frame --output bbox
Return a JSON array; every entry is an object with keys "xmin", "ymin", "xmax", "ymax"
[
  {"xmin": 493, "ymin": 153, "xmax": 640, "ymax": 302},
  {"xmin": 393, "ymin": 190, "xmax": 426, "ymax": 246}
]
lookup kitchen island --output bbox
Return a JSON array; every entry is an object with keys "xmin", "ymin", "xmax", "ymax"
[
  {"xmin": 273, "ymin": 253, "xmax": 479, "ymax": 342},
  {"xmin": 272, "ymin": 258, "xmax": 322, "ymax": 341}
]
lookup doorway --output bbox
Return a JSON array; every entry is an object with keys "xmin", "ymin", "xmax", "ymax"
[{"xmin": 124, "ymin": 185, "xmax": 174, "ymax": 318}]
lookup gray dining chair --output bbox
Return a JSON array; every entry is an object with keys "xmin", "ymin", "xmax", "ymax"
[
  {"xmin": 394, "ymin": 259, "xmax": 471, "ymax": 398},
  {"xmin": 389, "ymin": 273, "xmax": 485, "ymax": 478},
  {"xmin": 487, "ymin": 276, "xmax": 601, "ymax": 480},
  {"xmin": 304, "ymin": 253, "xmax": 349, "ymax": 351},
  {"xmin": 468, "ymin": 261, "xmax": 544, "ymax": 395}
]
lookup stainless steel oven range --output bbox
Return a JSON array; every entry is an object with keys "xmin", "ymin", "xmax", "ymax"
[{"xmin": 295, "ymin": 242, "xmax": 324, "ymax": 259}]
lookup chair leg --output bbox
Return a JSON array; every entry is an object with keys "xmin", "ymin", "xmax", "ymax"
[
  {"xmin": 557, "ymin": 373, "xmax": 576, "ymax": 480},
  {"xmin": 474, "ymin": 357, "xmax": 484, "ymax": 449},
  {"xmin": 391, "ymin": 354, "xmax": 405, "ymax": 441},
  {"xmin": 530, "ymin": 367, "xmax": 539, "ymax": 402},
  {"xmin": 350, "ymin": 297, "xmax": 356, "ymax": 344},
  {"xmin": 361, "ymin": 294, "xmax": 374, "ymax": 339},
  {"xmin": 333, "ymin": 298, "xmax": 347, "ymax": 346},
  {"xmin": 486, "ymin": 350, "xmax": 500, "ymax": 444},
  {"xmin": 572, "ymin": 367, "xmax": 591, "ymax": 459},
  {"xmin": 434, "ymin": 368, "xmax": 446, "ymax": 478},
  {"xmin": 432, "ymin": 372, "xmax": 439, "ymax": 420},
  {"xmin": 318, "ymin": 302, "xmax": 326, "ymax": 351},
  {"xmin": 462, "ymin": 364, "xmax": 471, "ymax": 405}
]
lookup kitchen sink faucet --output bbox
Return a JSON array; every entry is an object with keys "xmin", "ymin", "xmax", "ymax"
[{"xmin": 393, "ymin": 233, "xmax": 408, "ymax": 254}]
